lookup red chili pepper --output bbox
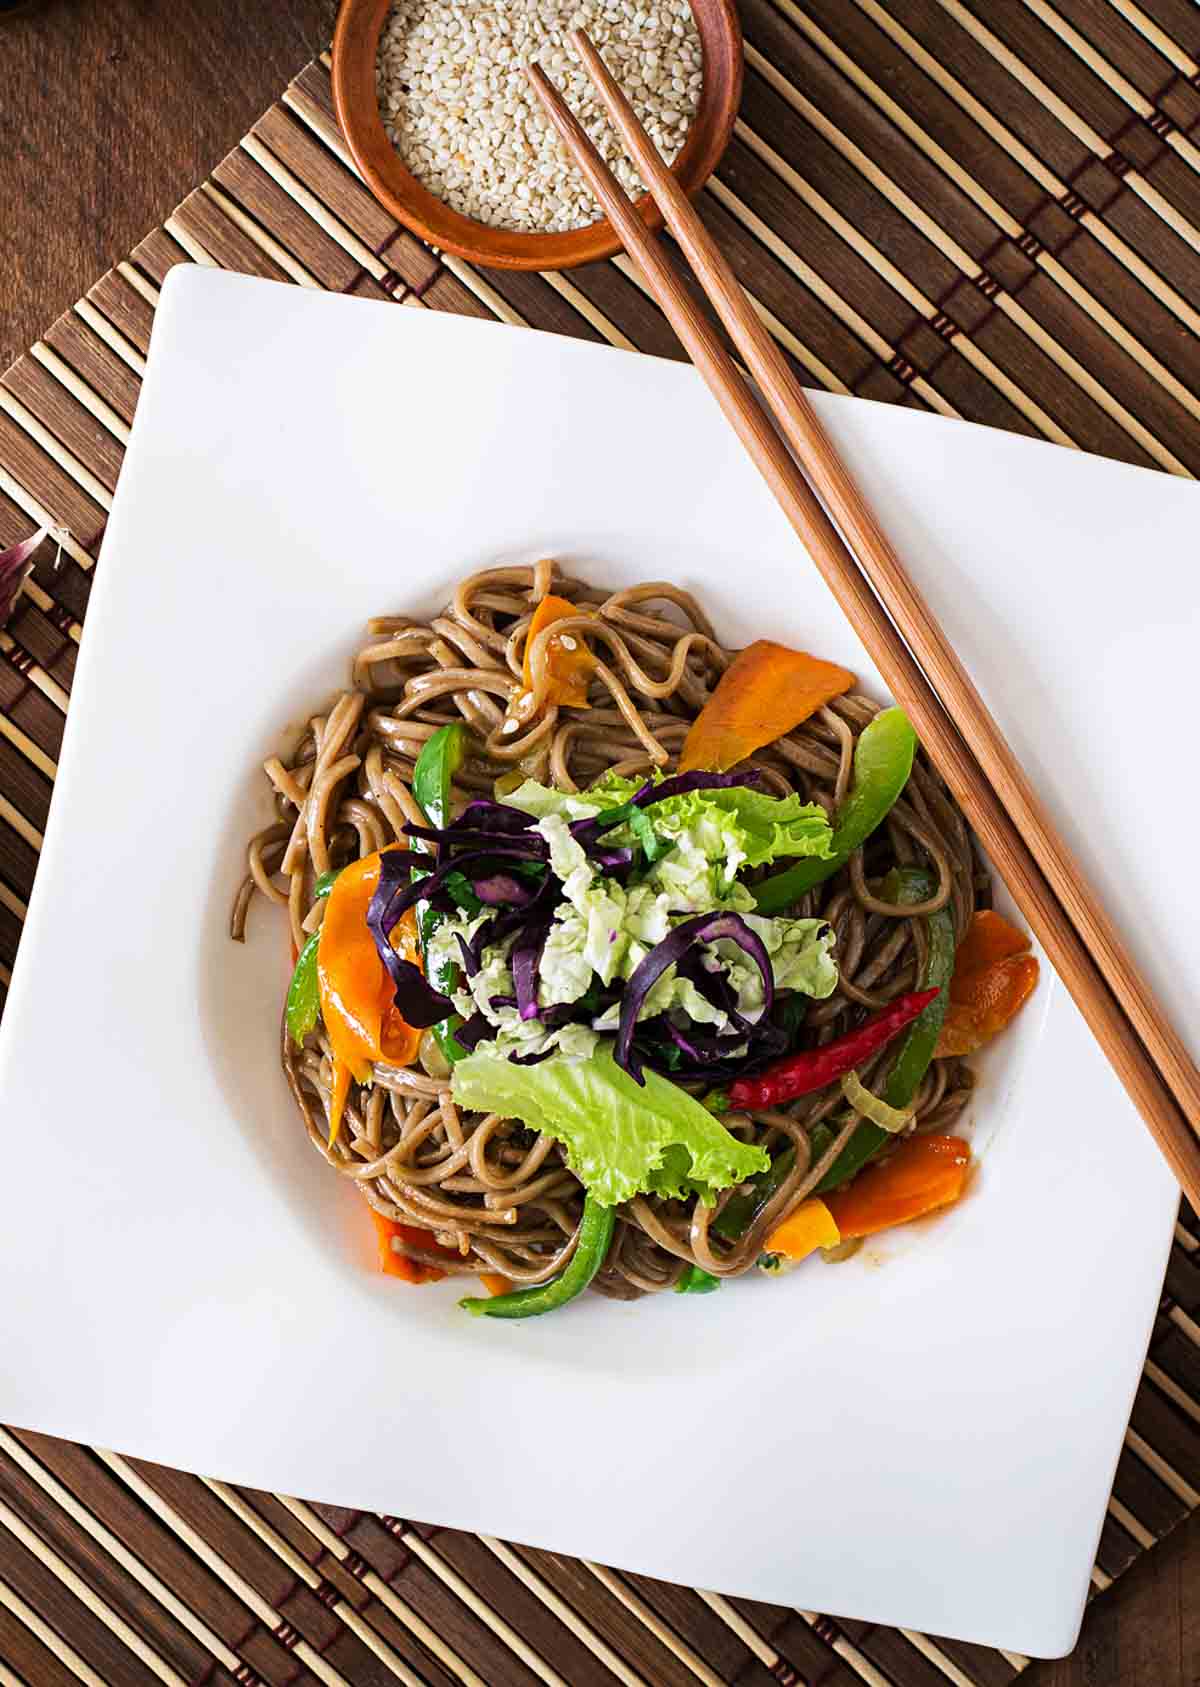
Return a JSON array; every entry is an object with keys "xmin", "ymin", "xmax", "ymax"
[{"xmin": 727, "ymin": 988, "xmax": 941, "ymax": 1110}]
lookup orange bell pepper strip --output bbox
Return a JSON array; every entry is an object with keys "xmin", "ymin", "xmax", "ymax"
[
  {"xmin": 479, "ymin": 1272, "xmax": 514, "ymax": 1297},
  {"xmin": 763, "ymin": 1197, "xmax": 842, "ymax": 1268},
  {"xmin": 934, "ymin": 909, "xmax": 1039, "ymax": 1058},
  {"xmin": 678, "ymin": 639, "xmax": 855, "ymax": 772},
  {"xmin": 368, "ymin": 1208, "xmax": 460, "ymax": 1285},
  {"xmin": 318, "ymin": 850, "xmax": 423, "ymax": 1146},
  {"xmin": 823, "ymin": 1135, "xmax": 971, "ymax": 1240},
  {"xmin": 521, "ymin": 594, "xmax": 594, "ymax": 709}
]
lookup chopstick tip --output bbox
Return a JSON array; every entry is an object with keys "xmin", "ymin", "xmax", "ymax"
[
  {"xmin": 569, "ymin": 26, "xmax": 602, "ymax": 67},
  {"xmin": 525, "ymin": 59, "xmax": 554, "ymax": 101}
]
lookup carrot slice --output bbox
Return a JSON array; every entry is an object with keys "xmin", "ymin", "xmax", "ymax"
[
  {"xmin": 318, "ymin": 851, "xmax": 422, "ymax": 1149},
  {"xmin": 934, "ymin": 910, "xmax": 1040, "ymax": 1058},
  {"xmin": 679, "ymin": 640, "xmax": 855, "ymax": 772},
  {"xmin": 824, "ymin": 1135, "xmax": 971, "ymax": 1240},
  {"xmin": 522, "ymin": 594, "xmax": 594, "ymax": 708},
  {"xmin": 368, "ymin": 1209, "xmax": 458, "ymax": 1284},
  {"xmin": 764, "ymin": 1197, "xmax": 841, "ymax": 1264}
]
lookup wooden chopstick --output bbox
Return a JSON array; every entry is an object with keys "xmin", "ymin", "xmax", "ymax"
[
  {"xmin": 565, "ymin": 28, "xmax": 1200, "ymax": 1137},
  {"xmin": 527, "ymin": 44, "xmax": 1200, "ymax": 1201}
]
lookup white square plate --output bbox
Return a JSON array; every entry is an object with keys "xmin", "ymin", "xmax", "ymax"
[{"xmin": 0, "ymin": 267, "xmax": 1188, "ymax": 1658}]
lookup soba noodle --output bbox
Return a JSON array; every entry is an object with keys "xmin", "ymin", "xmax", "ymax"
[{"xmin": 235, "ymin": 562, "xmax": 981, "ymax": 1298}]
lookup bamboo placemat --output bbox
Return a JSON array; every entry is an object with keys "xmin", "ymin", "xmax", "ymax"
[{"xmin": 3, "ymin": 5, "xmax": 1200, "ymax": 1681}]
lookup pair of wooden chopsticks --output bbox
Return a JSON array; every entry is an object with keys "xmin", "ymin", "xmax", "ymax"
[{"xmin": 528, "ymin": 33, "xmax": 1200, "ymax": 1203}]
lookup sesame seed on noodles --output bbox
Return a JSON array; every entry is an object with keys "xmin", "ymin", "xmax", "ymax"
[{"xmin": 375, "ymin": 1, "xmax": 704, "ymax": 234}]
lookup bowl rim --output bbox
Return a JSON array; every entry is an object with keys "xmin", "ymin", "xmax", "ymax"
[{"xmin": 331, "ymin": 0, "xmax": 744, "ymax": 272}]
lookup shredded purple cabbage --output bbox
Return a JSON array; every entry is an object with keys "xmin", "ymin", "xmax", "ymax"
[
  {"xmin": 455, "ymin": 799, "xmax": 540, "ymax": 833},
  {"xmin": 675, "ymin": 950, "xmax": 743, "ymax": 1024},
  {"xmin": 663, "ymin": 1019, "xmax": 704, "ymax": 1064},
  {"xmin": 638, "ymin": 768, "xmax": 766, "ymax": 806},
  {"xmin": 413, "ymin": 837, "xmax": 549, "ymax": 870},
  {"xmin": 455, "ymin": 932, "xmax": 481, "ymax": 979},
  {"xmin": 592, "ymin": 846, "xmax": 634, "ymax": 869},
  {"xmin": 366, "ymin": 852, "xmax": 455, "ymax": 1027},
  {"xmin": 383, "ymin": 847, "xmax": 542, "ymax": 933},
  {"xmin": 453, "ymin": 1012, "xmax": 494, "ymax": 1051},
  {"xmin": 378, "ymin": 772, "xmax": 783, "ymax": 1064},
  {"xmin": 404, "ymin": 822, "xmax": 548, "ymax": 858},
  {"xmin": 473, "ymin": 872, "xmax": 539, "ymax": 906},
  {"xmin": 511, "ymin": 921, "xmax": 553, "ymax": 1021},
  {"xmin": 615, "ymin": 910, "xmax": 775, "ymax": 1083},
  {"xmin": 664, "ymin": 1018, "xmax": 750, "ymax": 1063},
  {"xmin": 453, "ymin": 873, "xmax": 557, "ymax": 978},
  {"xmin": 541, "ymin": 999, "xmax": 605, "ymax": 1028}
]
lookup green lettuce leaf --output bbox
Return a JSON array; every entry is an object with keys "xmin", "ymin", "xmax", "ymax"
[
  {"xmin": 502, "ymin": 773, "xmax": 833, "ymax": 872},
  {"xmin": 451, "ymin": 1043, "xmax": 769, "ymax": 1207}
]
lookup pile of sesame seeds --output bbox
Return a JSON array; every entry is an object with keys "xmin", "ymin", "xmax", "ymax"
[{"xmin": 375, "ymin": 1, "xmax": 703, "ymax": 234}]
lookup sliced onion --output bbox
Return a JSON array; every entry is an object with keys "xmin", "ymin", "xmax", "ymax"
[{"xmin": 840, "ymin": 1069, "xmax": 914, "ymax": 1133}]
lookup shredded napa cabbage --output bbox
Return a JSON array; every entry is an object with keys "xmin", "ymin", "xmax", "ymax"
[{"xmin": 427, "ymin": 773, "xmax": 840, "ymax": 1064}]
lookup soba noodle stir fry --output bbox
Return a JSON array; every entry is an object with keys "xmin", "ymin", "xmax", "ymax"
[{"xmin": 234, "ymin": 561, "xmax": 1039, "ymax": 1317}]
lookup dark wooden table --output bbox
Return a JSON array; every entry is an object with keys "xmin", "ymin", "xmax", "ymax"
[
  {"xmin": 2, "ymin": 2, "xmax": 1197, "ymax": 1682},
  {"xmin": 0, "ymin": 0, "xmax": 334, "ymax": 372}
]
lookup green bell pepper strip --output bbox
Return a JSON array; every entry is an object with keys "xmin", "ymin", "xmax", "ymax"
[
  {"xmin": 459, "ymin": 1194, "xmax": 615, "ymax": 1318},
  {"xmin": 710, "ymin": 1119, "xmax": 835, "ymax": 1242},
  {"xmin": 285, "ymin": 933, "xmax": 320, "ymax": 1045},
  {"xmin": 814, "ymin": 865, "xmax": 954, "ymax": 1192},
  {"xmin": 875, "ymin": 868, "xmax": 955, "ymax": 1108},
  {"xmin": 675, "ymin": 1264, "xmax": 721, "ymax": 1294},
  {"xmin": 712, "ymin": 864, "xmax": 954, "ymax": 1233},
  {"xmin": 412, "ymin": 722, "xmax": 466, "ymax": 832},
  {"xmin": 752, "ymin": 708, "xmax": 917, "ymax": 915},
  {"xmin": 409, "ymin": 723, "xmax": 469, "ymax": 1062},
  {"xmin": 284, "ymin": 868, "xmax": 343, "ymax": 1045}
]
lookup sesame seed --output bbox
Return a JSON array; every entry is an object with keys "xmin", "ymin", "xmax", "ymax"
[
  {"xmin": 559, "ymin": 634, "xmax": 578, "ymax": 650},
  {"xmin": 501, "ymin": 717, "xmax": 520, "ymax": 735},
  {"xmin": 375, "ymin": 0, "xmax": 703, "ymax": 234}
]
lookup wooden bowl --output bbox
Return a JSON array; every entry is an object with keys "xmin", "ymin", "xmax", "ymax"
[{"xmin": 331, "ymin": 0, "xmax": 743, "ymax": 272}]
